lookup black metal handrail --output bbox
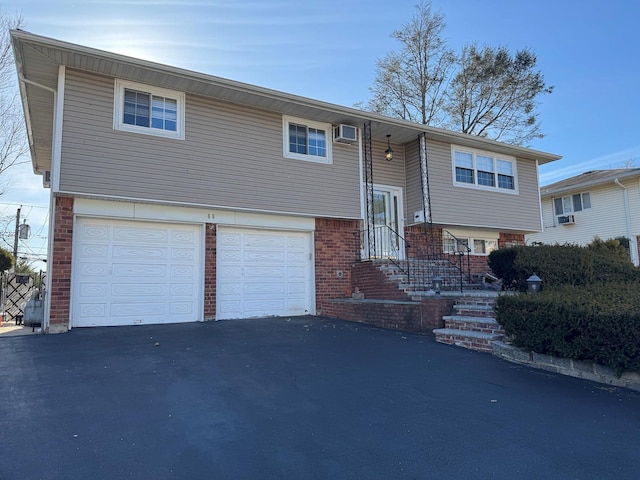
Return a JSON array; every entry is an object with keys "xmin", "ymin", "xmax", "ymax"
[
  {"xmin": 442, "ymin": 229, "xmax": 473, "ymax": 286},
  {"xmin": 360, "ymin": 224, "xmax": 411, "ymax": 279}
]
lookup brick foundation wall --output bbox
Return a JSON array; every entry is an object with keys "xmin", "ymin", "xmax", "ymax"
[
  {"xmin": 351, "ymin": 261, "xmax": 411, "ymax": 300},
  {"xmin": 49, "ymin": 196, "xmax": 74, "ymax": 332},
  {"xmin": 315, "ymin": 219, "xmax": 360, "ymax": 316},
  {"xmin": 499, "ymin": 232, "xmax": 525, "ymax": 248},
  {"xmin": 204, "ymin": 224, "xmax": 216, "ymax": 320},
  {"xmin": 404, "ymin": 224, "xmax": 443, "ymax": 258},
  {"xmin": 322, "ymin": 296, "xmax": 454, "ymax": 333}
]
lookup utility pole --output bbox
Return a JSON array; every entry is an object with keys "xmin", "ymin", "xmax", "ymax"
[{"xmin": 13, "ymin": 206, "xmax": 21, "ymax": 265}]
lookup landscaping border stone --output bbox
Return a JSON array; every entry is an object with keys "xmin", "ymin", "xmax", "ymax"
[{"xmin": 491, "ymin": 340, "xmax": 640, "ymax": 392}]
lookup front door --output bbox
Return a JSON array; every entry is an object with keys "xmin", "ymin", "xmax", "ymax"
[{"xmin": 366, "ymin": 186, "xmax": 404, "ymax": 259}]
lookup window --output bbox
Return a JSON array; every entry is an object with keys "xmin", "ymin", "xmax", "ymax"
[
  {"xmin": 283, "ymin": 116, "xmax": 332, "ymax": 164},
  {"xmin": 114, "ymin": 79, "xmax": 185, "ymax": 139},
  {"xmin": 553, "ymin": 192, "xmax": 591, "ymax": 215},
  {"xmin": 444, "ymin": 236, "xmax": 497, "ymax": 256},
  {"xmin": 452, "ymin": 146, "xmax": 517, "ymax": 193}
]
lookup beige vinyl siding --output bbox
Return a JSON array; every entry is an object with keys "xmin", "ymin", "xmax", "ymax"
[
  {"xmin": 527, "ymin": 179, "xmax": 639, "ymax": 245},
  {"xmin": 404, "ymin": 139, "xmax": 423, "ymax": 223},
  {"xmin": 421, "ymin": 140, "xmax": 542, "ymax": 232},
  {"xmin": 59, "ymin": 69, "xmax": 361, "ymax": 218}
]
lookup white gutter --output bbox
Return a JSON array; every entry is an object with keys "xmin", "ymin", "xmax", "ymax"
[{"xmin": 614, "ymin": 178, "xmax": 639, "ymax": 266}]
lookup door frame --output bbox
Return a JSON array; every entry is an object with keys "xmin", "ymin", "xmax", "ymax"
[{"xmin": 362, "ymin": 183, "xmax": 405, "ymax": 260}]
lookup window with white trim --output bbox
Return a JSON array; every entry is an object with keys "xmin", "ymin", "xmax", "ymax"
[
  {"xmin": 444, "ymin": 236, "xmax": 498, "ymax": 256},
  {"xmin": 553, "ymin": 192, "xmax": 591, "ymax": 216},
  {"xmin": 283, "ymin": 115, "xmax": 332, "ymax": 164},
  {"xmin": 114, "ymin": 79, "xmax": 185, "ymax": 140},
  {"xmin": 452, "ymin": 146, "xmax": 517, "ymax": 193}
]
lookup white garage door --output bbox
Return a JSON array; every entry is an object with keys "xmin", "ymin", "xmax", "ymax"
[
  {"xmin": 72, "ymin": 217, "xmax": 202, "ymax": 327},
  {"xmin": 217, "ymin": 227, "xmax": 314, "ymax": 319}
]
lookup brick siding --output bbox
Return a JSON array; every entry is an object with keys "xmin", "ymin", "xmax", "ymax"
[
  {"xmin": 351, "ymin": 261, "xmax": 410, "ymax": 300},
  {"xmin": 49, "ymin": 196, "xmax": 74, "ymax": 332},
  {"xmin": 314, "ymin": 218, "xmax": 360, "ymax": 315},
  {"xmin": 204, "ymin": 224, "xmax": 216, "ymax": 320}
]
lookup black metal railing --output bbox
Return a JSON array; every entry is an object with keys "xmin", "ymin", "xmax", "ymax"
[
  {"xmin": 359, "ymin": 226, "xmax": 475, "ymax": 293},
  {"xmin": 360, "ymin": 224, "xmax": 411, "ymax": 277}
]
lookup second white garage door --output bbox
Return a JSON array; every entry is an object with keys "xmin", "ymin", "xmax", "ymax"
[
  {"xmin": 217, "ymin": 227, "xmax": 314, "ymax": 319},
  {"xmin": 72, "ymin": 217, "xmax": 203, "ymax": 327}
]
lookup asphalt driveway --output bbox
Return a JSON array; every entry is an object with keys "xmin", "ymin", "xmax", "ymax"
[{"xmin": 1, "ymin": 316, "xmax": 639, "ymax": 480}]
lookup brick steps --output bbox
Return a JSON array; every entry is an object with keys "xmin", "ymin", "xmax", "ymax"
[{"xmin": 435, "ymin": 296, "xmax": 504, "ymax": 352}]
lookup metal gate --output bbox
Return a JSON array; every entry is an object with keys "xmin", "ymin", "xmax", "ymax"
[{"xmin": 0, "ymin": 272, "xmax": 45, "ymax": 325}]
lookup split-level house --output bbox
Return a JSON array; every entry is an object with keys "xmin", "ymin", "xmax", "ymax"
[
  {"xmin": 12, "ymin": 31, "xmax": 561, "ymax": 332},
  {"xmin": 526, "ymin": 168, "xmax": 640, "ymax": 265}
]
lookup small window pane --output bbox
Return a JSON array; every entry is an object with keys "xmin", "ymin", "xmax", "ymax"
[
  {"xmin": 497, "ymin": 159, "xmax": 513, "ymax": 175},
  {"xmin": 572, "ymin": 193, "xmax": 582, "ymax": 212},
  {"xmin": 443, "ymin": 238, "xmax": 456, "ymax": 253},
  {"xmin": 456, "ymin": 238, "xmax": 469, "ymax": 252},
  {"xmin": 478, "ymin": 171, "xmax": 495, "ymax": 186},
  {"xmin": 582, "ymin": 192, "xmax": 591, "ymax": 209},
  {"xmin": 474, "ymin": 239, "xmax": 486, "ymax": 254},
  {"xmin": 476, "ymin": 155, "xmax": 494, "ymax": 172},
  {"xmin": 456, "ymin": 167, "xmax": 474, "ymax": 184},
  {"xmin": 554, "ymin": 198, "xmax": 564, "ymax": 215},
  {"xmin": 289, "ymin": 124, "xmax": 307, "ymax": 154},
  {"xmin": 562, "ymin": 196, "xmax": 573, "ymax": 213},
  {"xmin": 455, "ymin": 151, "xmax": 473, "ymax": 168},
  {"xmin": 498, "ymin": 174, "xmax": 514, "ymax": 189},
  {"xmin": 485, "ymin": 240, "xmax": 498, "ymax": 254}
]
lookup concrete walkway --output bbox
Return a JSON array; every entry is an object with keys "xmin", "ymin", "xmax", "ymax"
[{"xmin": 1, "ymin": 316, "xmax": 639, "ymax": 479}]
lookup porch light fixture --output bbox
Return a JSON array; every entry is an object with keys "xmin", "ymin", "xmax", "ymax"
[
  {"xmin": 385, "ymin": 134, "xmax": 393, "ymax": 161},
  {"xmin": 526, "ymin": 273, "xmax": 542, "ymax": 293},
  {"xmin": 432, "ymin": 275, "xmax": 442, "ymax": 294}
]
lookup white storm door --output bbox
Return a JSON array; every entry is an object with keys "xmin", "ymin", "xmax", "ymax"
[
  {"xmin": 217, "ymin": 227, "xmax": 313, "ymax": 319},
  {"xmin": 72, "ymin": 218, "xmax": 202, "ymax": 327},
  {"xmin": 369, "ymin": 186, "xmax": 404, "ymax": 259}
]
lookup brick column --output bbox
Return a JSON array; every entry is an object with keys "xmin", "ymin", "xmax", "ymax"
[
  {"xmin": 314, "ymin": 219, "xmax": 360, "ymax": 315},
  {"xmin": 49, "ymin": 196, "xmax": 74, "ymax": 332},
  {"xmin": 204, "ymin": 224, "xmax": 216, "ymax": 320}
]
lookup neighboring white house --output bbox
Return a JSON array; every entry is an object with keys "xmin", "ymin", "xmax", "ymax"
[{"xmin": 526, "ymin": 168, "xmax": 640, "ymax": 265}]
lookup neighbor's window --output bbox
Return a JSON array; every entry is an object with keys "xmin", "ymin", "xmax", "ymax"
[
  {"xmin": 444, "ymin": 236, "xmax": 497, "ymax": 256},
  {"xmin": 114, "ymin": 79, "xmax": 185, "ymax": 140},
  {"xmin": 553, "ymin": 192, "xmax": 591, "ymax": 215},
  {"xmin": 452, "ymin": 146, "xmax": 517, "ymax": 193},
  {"xmin": 283, "ymin": 115, "xmax": 332, "ymax": 164}
]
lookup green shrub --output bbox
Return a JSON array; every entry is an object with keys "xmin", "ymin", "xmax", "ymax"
[
  {"xmin": 488, "ymin": 242, "xmax": 639, "ymax": 291},
  {"xmin": 496, "ymin": 284, "xmax": 640, "ymax": 374}
]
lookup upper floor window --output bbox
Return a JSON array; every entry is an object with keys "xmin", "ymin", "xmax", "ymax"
[
  {"xmin": 283, "ymin": 115, "xmax": 332, "ymax": 164},
  {"xmin": 452, "ymin": 146, "xmax": 517, "ymax": 193},
  {"xmin": 553, "ymin": 192, "xmax": 591, "ymax": 216},
  {"xmin": 114, "ymin": 79, "xmax": 185, "ymax": 140}
]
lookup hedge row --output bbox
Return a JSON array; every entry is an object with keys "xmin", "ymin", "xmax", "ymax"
[
  {"xmin": 488, "ymin": 240, "xmax": 637, "ymax": 291},
  {"xmin": 495, "ymin": 284, "xmax": 640, "ymax": 374}
]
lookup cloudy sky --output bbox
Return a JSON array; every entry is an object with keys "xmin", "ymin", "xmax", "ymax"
[{"xmin": 2, "ymin": 0, "xmax": 639, "ymax": 266}]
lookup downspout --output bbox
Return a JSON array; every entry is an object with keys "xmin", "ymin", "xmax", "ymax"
[
  {"xmin": 17, "ymin": 73, "xmax": 59, "ymax": 333},
  {"xmin": 614, "ymin": 178, "xmax": 639, "ymax": 266}
]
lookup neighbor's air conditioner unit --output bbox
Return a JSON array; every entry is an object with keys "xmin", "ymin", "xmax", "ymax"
[
  {"xmin": 557, "ymin": 215, "xmax": 575, "ymax": 225},
  {"xmin": 333, "ymin": 124, "xmax": 358, "ymax": 144},
  {"xmin": 43, "ymin": 170, "xmax": 51, "ymax": 188}
]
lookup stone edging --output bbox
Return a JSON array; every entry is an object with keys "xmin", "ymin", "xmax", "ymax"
[{"xmin": 491, "ymin": 341, "xmax": 640, "ymax": 392}]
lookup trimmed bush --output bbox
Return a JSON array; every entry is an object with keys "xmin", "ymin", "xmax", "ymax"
[
  {"xmin": 488, "ymin": 243, "xmax": 639, "ymax": 291},
  {"xmin": 496, "ymin": 284, "xmax": 640, "ymax": 374}
]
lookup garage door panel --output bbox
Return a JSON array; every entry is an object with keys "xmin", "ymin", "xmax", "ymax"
[
  {"xmin": 73, "ymin": 218, "xmax": 202, "ymax": 327},
  {"xmin": 112, "ymin": 245, "xmax": 169, "ymax": 260},
  {"xmin": 79, "ymin": 283, "xmax": 109, "ymax": 297},
  {"xmin": 217, "ymin": 227, "xmax": 313, "ymax": 319},
  {"xmin": 111, "ymin": 284, "xmax": 166, "ymax": 297},
  {"xmin": 114, "ymin": 226, "xmax": 169, "ymax": 244},
  {"xmin": 77, "ymin": 244, "xmax": 109, "ymax": 259},
  {"xmin": 112, "ymin": 264, "xmax": 168, "ymax": 277},
  {"xmin": 243, "ymin": 250, "xmax": 286, "ymax": 263}
]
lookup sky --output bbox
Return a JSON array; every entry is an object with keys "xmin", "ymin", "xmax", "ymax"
[{"xmin": 2, "ymin": 0, "xmax": 639, "ymax": 268}]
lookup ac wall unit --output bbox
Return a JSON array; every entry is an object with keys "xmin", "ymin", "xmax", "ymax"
[
  {"xmin": 558, "ymin": 215, "xmax": 575, "ymax": 225},
  {"xmin": 333, "ymin": 124, "xmax": 358, "ymax": 144},
  {"xmin": 43, "ymin": 170, "xmax": 51, "ymax": 188}
]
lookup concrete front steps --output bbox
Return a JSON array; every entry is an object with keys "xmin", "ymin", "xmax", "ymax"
[{"xmin": 434, "ymin": 294, "xmax": 504, "ymax": 352}]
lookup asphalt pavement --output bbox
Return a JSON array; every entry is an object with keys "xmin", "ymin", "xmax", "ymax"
[{"xmin": 1, "ymin": 316, "xmax": 638, "ymax": 479}]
